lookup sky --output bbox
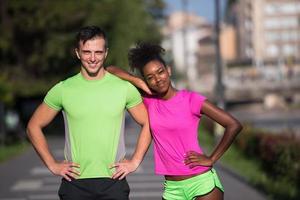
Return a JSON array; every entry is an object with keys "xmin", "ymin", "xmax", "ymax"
[{"xmin": 164, "ymin": 0, "xmax": 228, "ymax": 22}]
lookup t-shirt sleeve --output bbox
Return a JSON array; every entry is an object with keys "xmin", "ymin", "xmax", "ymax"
[
  {"xmin": 125, "ymin": 82, "xmax": 142, "ymax": 109},
  {"xmin": 190, "ymin": 91, "xmax": 207, "ymax": 117},
  {"xmin": 43, "ymin": 82, "xmax": 63, "ymax": 111},
  {"xmin": 142, "ymin": 95, "xmax": 151, "ymax": 108}
]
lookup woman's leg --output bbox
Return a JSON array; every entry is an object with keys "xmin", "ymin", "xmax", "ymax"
[{"xmin": 195, "ymin": 187, "xmax": 223, "ymax": 200}]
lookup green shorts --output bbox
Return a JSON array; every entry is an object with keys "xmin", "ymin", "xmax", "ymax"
[{"xmin": 163, "ymin": 168, "xmax": 224, "ymax": 200}]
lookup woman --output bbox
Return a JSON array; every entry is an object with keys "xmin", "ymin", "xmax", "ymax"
[{"xmin": 107, "ymin": 43, "xmax": 242, "ymax": 200}]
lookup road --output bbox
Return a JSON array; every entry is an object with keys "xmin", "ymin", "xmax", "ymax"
[{"xmin": 230, "ymin": 105, "xmax": 300, "ymax": 137}]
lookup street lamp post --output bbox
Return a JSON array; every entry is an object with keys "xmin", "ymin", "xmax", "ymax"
[
  {"xmin": 181, "ymin": 0, "xmax": 225, "ymax": 103},
  {"xmin": 214, "ymin": 0, "xmax": 225, "ymax": 110},
  {"xmin": 214, "ymin": 0, "xmax": 226, "ymax": 140},
  {"xmin": 181, "ymin": 0, "xmax": 189, "ymax": 88}
]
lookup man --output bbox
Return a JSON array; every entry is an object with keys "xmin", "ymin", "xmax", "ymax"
[{"xmin": 27, "ymin": 26, "xmax": 151, "ymax": 200}]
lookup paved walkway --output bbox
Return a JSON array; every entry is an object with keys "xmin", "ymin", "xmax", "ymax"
[{"xmin": 0, "ymin": 116, "xmax": 268, "ymax": 200}]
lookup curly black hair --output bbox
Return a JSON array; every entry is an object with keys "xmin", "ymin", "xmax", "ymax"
[{"xmin": 128, "ymin": 43, "xmax": 167, "ymax": 74}]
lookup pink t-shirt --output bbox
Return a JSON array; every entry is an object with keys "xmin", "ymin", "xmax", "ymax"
[{"xmin": 143, "ymin": 90, "xmax": 210, "ymax": 175}]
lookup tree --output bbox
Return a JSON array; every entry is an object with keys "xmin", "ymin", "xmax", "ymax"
[{"xmin": 0, "ymin": 0, "xmax": 165, "ymax": 102}]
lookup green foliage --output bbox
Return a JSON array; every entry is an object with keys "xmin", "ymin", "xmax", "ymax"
[
  {"xmin": 0, "ymin": 141, "xmax": 29, "ymax": 163},
  {"xmin": 235, "ymin": 126, "xmax": 300, "ymax": 200},
  {"xmin": 200, "ymin": 121, "xmax": 300, "ymax": 199},
  {"xmin": 0, "ymin": 0, "xmax": 165, "ymax": 103},
  {"xmin": 0, "ymin": 73, "xmax": 13, "ymax": 104}
]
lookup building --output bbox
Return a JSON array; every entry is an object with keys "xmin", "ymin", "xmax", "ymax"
[
  {"xmin": 233, "ymin": 0, "xmax": 300, "ymax": 64},
  {"xmin": 220, "ymin": 25, "xmax": 237, "ymax": 63},
  {"xmin": 162, "ymin": 11, "xmax": 215, "ymax": 89}
]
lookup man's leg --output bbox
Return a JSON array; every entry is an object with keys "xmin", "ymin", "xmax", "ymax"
[
  {"xmin": 58, "ymin": 179, "xmax": 94, "ymax": 200},
  {"xmin": 59, "ymin": 178, "xmax": 130, "ymax": 200},
  {"xmin": 95, "ymin": 178, "xmax": 130, "ymax": 200}
]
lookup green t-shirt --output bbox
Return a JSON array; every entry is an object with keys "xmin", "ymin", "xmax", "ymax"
[{"xmin": 44, "ymin": 72, "xmax": 142, "ymax": 179}]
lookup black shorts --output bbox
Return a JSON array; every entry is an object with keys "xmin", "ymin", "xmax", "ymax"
[{"xmin": 58, "ymin": 178, "xmax": 130, "ymax": 200}]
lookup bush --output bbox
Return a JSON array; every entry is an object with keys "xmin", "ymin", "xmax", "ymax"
[
  {"xmin": 235, "ymin": 125, "xmax": 261, "ymax": 155},
  {"xmin": 235, "ymin": 126, "xmax": 300, "ymax": 199}
]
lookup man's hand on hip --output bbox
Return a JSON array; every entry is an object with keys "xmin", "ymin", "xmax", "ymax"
[
  {"xmin": 48, "ymin": 160, "xmax": 80, "ymax": 181},
  {"xmin": 110, "ymin": 159, "xmax": 139, "ymax": 180}
]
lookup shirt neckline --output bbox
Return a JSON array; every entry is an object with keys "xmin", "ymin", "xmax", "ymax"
[
  {"xmin": 157, "ymin": 89, "xmax": 184, "ymax": 103},
  {"xmin": 78, "ymin": 71, "xmax": 110, "ymax": 83}
]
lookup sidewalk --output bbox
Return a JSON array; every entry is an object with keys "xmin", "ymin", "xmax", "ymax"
[{"xmin": 0, "ymin": 119, "xmax": 268, "ymax": 200}]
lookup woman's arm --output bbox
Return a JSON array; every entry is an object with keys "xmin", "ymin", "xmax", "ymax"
[
  {"xmin": 184, "ymin": 100, "xmax": 243, "ymax": 167},
  {"xmin": 106, "ymin": 66, "xmax": 152, "ymax": 95}
]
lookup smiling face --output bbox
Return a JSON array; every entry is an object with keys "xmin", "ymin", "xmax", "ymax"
[
  {"xmin": 75, "ymin": 36, "xmax": 108, "ymax": 79},
  {"xmin": 142, "ymin": 60, "xmax": 173, "ymax": 95}
]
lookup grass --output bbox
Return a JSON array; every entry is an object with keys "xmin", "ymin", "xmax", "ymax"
[{"xmin": 0, "ymin": 141, "xmax": 29, "ymax": 163}]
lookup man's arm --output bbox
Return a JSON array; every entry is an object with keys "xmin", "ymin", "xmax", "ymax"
[
  {"xmin": 111, "ymin": 102, "xmax": 152, "ymax": 179},
  {"xmin": 27, "ymin": 103, "xmax": 80, "ymax": 181},
  {"xmin": 106, "ymin": 65, "xmax": 152, "ymax": 95}
]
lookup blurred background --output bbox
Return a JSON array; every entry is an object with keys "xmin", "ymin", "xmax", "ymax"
[{"xmin": 0, "ymin": 0, "xmax": 299, "ymax": 200}]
